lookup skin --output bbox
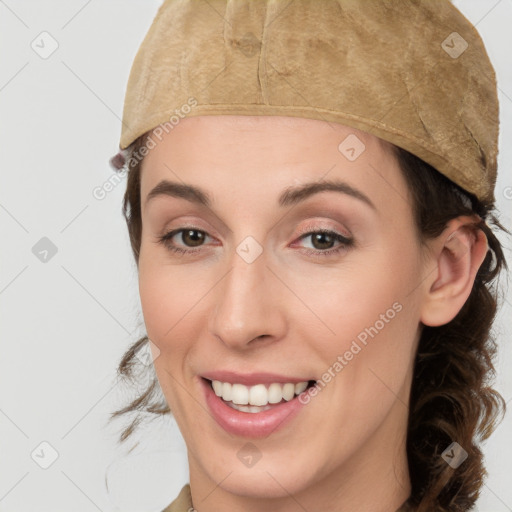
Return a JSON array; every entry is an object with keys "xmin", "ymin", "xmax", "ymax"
[{"xmin": 137, "ymin": 115, "xmax": 488, "ymax": 512}]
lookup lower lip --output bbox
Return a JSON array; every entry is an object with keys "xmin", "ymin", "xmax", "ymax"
[{"xmin": 200, "ymin": 378, "xmax": 308, "ymax": 438}]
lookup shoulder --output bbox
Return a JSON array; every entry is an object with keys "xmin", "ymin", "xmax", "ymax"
[{"xmin": 160, "ymin": 484, "xmax": 192, "ymax": 512}]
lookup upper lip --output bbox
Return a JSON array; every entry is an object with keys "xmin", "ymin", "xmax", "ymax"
[{"xmin": 201, "ymin": 371, "xmax": 314, "ymax": 386}]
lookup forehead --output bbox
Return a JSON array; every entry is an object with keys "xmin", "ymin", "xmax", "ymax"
[
  {"xmin": 144, "ymin": 114, "xmax": 394, "ymax": 148},
  {"xmin": 140, "ymin": 115, "xmax": 395, "ymax": 172},
  {"xmin": 139, "ymin": 115, "xmax": 410, "ymax": 217}
]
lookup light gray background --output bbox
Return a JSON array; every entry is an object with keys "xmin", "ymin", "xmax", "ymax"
[{"xmin": 0, "ymin": 1, "xmax": 511, "ymax": 511}]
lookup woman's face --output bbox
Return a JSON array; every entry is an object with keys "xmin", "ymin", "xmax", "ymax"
[{"xmin": 138, "ymin": 115, "xmax": 428, "ymax": 502}]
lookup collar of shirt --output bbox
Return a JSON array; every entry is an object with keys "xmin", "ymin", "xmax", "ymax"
[{"xmin": 161, "ymin": 484, "xmax": 414, "ymax": 512}]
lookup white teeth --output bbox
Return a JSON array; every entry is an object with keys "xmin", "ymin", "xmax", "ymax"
[
  {"xmin": 222, "ymin": 382, "xmax": 232, "ymax": 401},
  {"xmin": 249, "ymin": 384, "xmax": 268, "ymax": 406},
  {"xmin": 227, "ymin": 402, "xmax": 273, "ymax": 413},
  {"xmin": 295, "ymin": 381, "xmax": 308, "ymax": 394},
  {"xmin": 268, "ymin": 383, "xmax": 283, "ymax": 404},
  {"xmin": 282, "ymin": 383, "xmax": 295, "ymax": 401},
  {"xmin": 231, "ymin": 383, "xmax": 249, "ymax": 405},
  {"xmin": 210, "ymin": 379, "xmax": 310, "ymax": 407},
  {"xmin": 212, "ymin": 380, "xmax": 223, "ymax": 396}
]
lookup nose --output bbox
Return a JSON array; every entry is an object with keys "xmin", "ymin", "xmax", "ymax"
[{"xmin": 208, "ymin": 247, "xmax": 287, "ymax": 350}]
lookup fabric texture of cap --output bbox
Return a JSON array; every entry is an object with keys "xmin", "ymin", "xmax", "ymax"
[{"xmin": 119, "ymin": 0, "xmax": 499, "ymax": 204}]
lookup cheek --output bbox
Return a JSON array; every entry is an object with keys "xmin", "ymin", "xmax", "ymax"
[
  {"xmin": 299, "ymin": 244, "xmax": 421, "ymax": 392},
  {"xmin": 294, "ymin": 247, "xmax": 419, "ymax": 344},
  {"xmin": 139, "ymin": 274, "xmax": 197, "ymax": 345},
  {"xmin": 138, "ymin": 249, "xmax": 189, "ymax": 351},
  {"xmin": 138, "ymin": 236, "xmax": 205, "ymax": 338},
  {"xmin": 138, "ymin": 265, "xmax": 173, "ymax": 343},
  {"xmin": 138, "ymin": 255, "xmax": 202, "ymax": 414}
]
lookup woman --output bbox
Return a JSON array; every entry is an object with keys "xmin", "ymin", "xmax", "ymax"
[{"xmin": 109, "ymin": 1, "xmax": 508, "ymax": 510}]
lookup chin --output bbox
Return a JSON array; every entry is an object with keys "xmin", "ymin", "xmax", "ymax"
[
  {"xmin": 220, "ymin": 471, "xmax": 311, "ymax": 499},
  {"xmin": 198, "ymin": 451, "xmax": 320, "ymax": 499}
]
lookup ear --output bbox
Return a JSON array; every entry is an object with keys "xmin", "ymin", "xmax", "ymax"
[{"xmin": 420, "ymin": 216, "xmax": 488, "ymax": 327}]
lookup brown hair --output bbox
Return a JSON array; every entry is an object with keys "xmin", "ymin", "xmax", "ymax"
[{"xmin": 109, "ymin": 132, "xmax": 508, "ymax": 511}]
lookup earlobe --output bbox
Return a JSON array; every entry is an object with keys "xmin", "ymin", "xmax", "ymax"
[{"xmin": 420, "ymin": 218, "xmax": 488, "ymax": 327}]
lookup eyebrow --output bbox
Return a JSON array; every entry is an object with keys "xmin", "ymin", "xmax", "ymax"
[
  {"xmin": 145, "ymin": 180, "xmax": 211, "ymax": 211},
  {"xmin": 144, "ymin": 179, "xmax": 376, "ymax": 211}
]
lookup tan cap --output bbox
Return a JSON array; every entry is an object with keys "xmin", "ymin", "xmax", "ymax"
[{"xmin": 119, "ymin": 0, "xmax": 499, "ymax": 204}]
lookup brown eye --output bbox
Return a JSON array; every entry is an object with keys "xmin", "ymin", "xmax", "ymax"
[
  {"xmin": 298, "ymin": 230, "xmax": 352, "ymax": 251},
  {"xmin": 181, "ymin": 229, "xmax": 206, "ymax": 247},
  {"xmin": 310, "ymin": 232, "xmax": 336, "ymax": 250},
  {"xmin": 292, "ymin": 229, "xmax": 354, "ymax": 258},
  {"xmin": 157, "ymin": 227, "xmax": 212, "ymax": 254}
]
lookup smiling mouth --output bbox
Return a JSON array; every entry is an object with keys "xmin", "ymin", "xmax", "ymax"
[{"xmin": 204, "ymin": 378, "xmax": 317, "ymax": 413}]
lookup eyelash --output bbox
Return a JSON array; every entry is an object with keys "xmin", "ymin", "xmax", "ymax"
[
  {"xmin": 156, "ymin": 226, "xmax": 354, "ymax": 257},
  {"xmin": 293, "ymin": 226, "xmax": 354, "ymax": 257}
]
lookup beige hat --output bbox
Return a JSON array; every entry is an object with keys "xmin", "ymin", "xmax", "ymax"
[{"xmin": 119, "ymin": 0, "xmax": 499, "ymax": 204}]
